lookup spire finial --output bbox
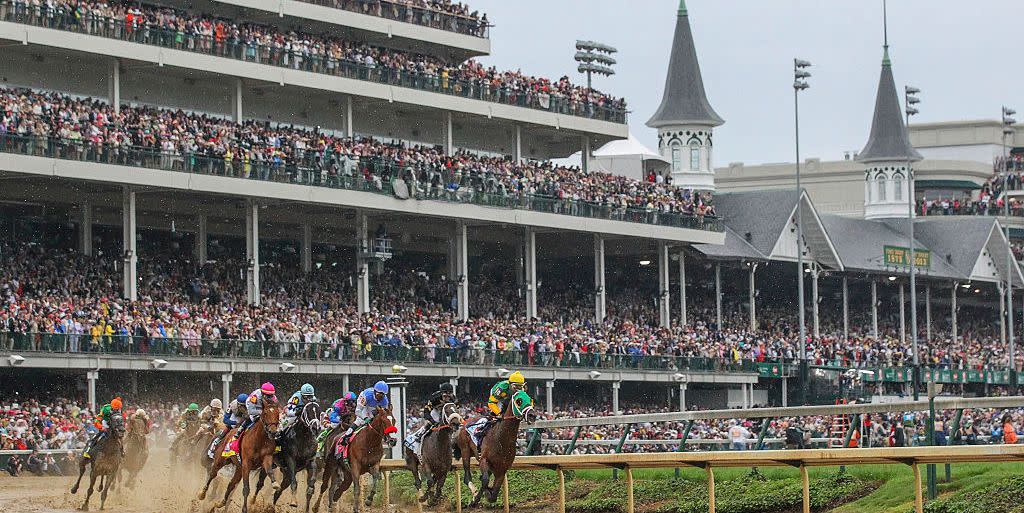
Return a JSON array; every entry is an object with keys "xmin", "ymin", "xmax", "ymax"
[
  {"xmin": 881, "ymin": 0, "xmax": 891, "ymax": 65},
  {"xmin": 678, "ymin": 0, "xmax": 687, "ymax": 16}
]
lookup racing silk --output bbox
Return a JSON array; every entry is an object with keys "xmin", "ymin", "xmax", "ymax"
[
  {"xmin": 94, "ymin": 404, "xmax": 113, "ymax": 430},
  {"xmin": 286, "ymin": 391, "xmax": 316, "ymax": 418},
  {"xmin": 328, "ymin": 400, "xmax": 355, "ymax": 425},
  {"xmin": 354, "ymin": 388, "xmax": 389, "ymax": 427},
  {"xmin": 246, "ymin": 388, "xmax": 275, "ymax": 419},
  {"xmin": 178, "ymin": 409, "xmax": 200, "ymax": 429},
  {"xmin": 423, "ymin": 390, "xmax": 455, "ymax": 423},
  {"xmin": 488, "ymin": 380, "xmax": 513, "ymax": 416},
  {"xmin": 198, "ymin": 406, "xmax": 221, "ymax": 427},
  {"xmin": 223, "ymin": 399, "xmax": 246, "ymax": 427}
]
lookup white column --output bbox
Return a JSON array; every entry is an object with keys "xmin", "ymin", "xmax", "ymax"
[
  {"xmin": 108, "ymin": 59, "xmax": 120, "ymax": 114},
  {"xmin": 443, "ymin": 111, "xmax": 453, "ymax": 155},
  {"xmin": 925, "ymin": 284, "xmax": 932, "ymax": 343},
  {"xmin": 749, "ymin": 263, "xmax": 758, "ymax": 332},
  {"xmin": 741, "ymin": 385, "xmax": 750, "ymax": 409},
  {"xmin": 715, "ymin": 263, "xmax": 723, "ymax": 329},
  {"xmin": 301, "ymin": 223, "xmax": 312, "ymax": 273},
  {"xmin": 899, "ymin": 283, "xmax": 906, "ymax": 345},
  {"xmin": 581, "ymin": 136, "xmax": 591, "ymax": 174},
  {"xmin": 245, "ymin": 201, "xmax": 260, "ymax": 306},
  {"xmin": 122, "ymin": 187, "xmax": 137, "ymax": 301},
  {"xmin": 79, "ymin": 203, "xmax": 93, "ymax": 257},
  {"xmin": 355, "ymin": 211, "xmax": 370, "ymax": 314},
  {"xmin": 232, "ymin": 78, "xmax": 243, "ymax": 123},
  {"xmin": 658, "ymin": 241, "xmax": 671, "ymax": 328},
  {"xmin": 345, "ymin": 96, "xmax": 354, "ymax": 138},
  {"xmin": 221, "ymin": 373, "xmax": 233, "ymax": 409},
  {"xmin": 594, "ymin": 235, "xmax": 606, "ymax": 324},
  {"xmin": 679, "ymin": 250, "xmax": 688, "ymax": 326},
  {"xmin": 87, "ymin": 370, "xmax": 99, "ymax": 412},
  {"xmin": 871, "ymin": 280, "xmax": 879, "ymax": 339},
  {"xmin": 447, "ymin": 234, "xmax": 457, "ymax": 280},
  {"xmin": 545, "ymin": 380, "xmax": 554, "ymax": 415},
  {"xmin": 678, "ymin": 383, "xmax": 687, "ymax": 411},
  {"xmin": 951, "ymin": 284, "xmax": 958, "ymax": 345},
  {"xmin": 342, "ymin": 374, "xmax": 351, "ymax": 395},
  {"xmin": 455, "ymin": 221, "xmax": 469, "ymax": 321},
  {"xmin": 525, "ymin": 228, "xmax": 538, "ymax": 319},
  {"xmin": 449, "ymin": 377, "xmax": 459, "ymax": 392},
  {"xmin": 195, "ymin": 214, "xmax": 208, "ymax": 264},
  {"xmin": 611, "ymin": 381, "xmax": 621, "ymax": 415},
  {"xmin": 781, "ymin": 377, "xmax": 789, "ymax": 407},
  {"xmin": 514, "ymin": 125, "xmax": 523, "ymax": 163},
  {"xmin": 812, "ymin": 267, "xmax": 820, "ymax": 339},
  {"xmin": 999, "ymin": 283, "xmax": 1008, "ymax": 347}
]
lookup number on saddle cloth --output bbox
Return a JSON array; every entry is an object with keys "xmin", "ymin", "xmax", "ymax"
[{"xmin": 334, "ymin": 425, "xmax": 365, "ymax": 459}]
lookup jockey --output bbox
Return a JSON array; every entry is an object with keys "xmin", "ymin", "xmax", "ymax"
[
  {"xmin": 488, "ymin": 372, "xmax": 526, "ymax": 418},
  {"xmin": 209, "ymin": 394, "xmax": 248, "ymax": 459},
  {"xmin": 315, "ymin": 392, "xmax": 357, "ymax": 453},
  {"xmin": 198, "ymin": 399, "xmax": 223, "ymax": 434},
  {"xmin": 84, "ymin": 397, "xmax": 125, "ymax": 459},
  {"xmin": 340, "ymin": 381, "xmax": 390, "ymax": 443},
  {"xmin": 177, "ymin": 403, "xmax": 201, "ymax": 432},
  {"xmin": 223, "ymin": 382, "xmax": 276, "ymax": 458},
  {"xmin": 285, "ymin": 383, "xmax": 317, "ymax": 426},
  {"xmin": 405, "ymin": 382, "xmax": 456, "ymax": 453}
]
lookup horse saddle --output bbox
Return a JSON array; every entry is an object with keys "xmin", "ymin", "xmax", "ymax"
[
  {"xmin": 334, "ymin": 425, "xmax": 366, "ymax": 460},
  {"xmin": 465, "ymin": 417, "xmax": 490, "ymax": 450}
]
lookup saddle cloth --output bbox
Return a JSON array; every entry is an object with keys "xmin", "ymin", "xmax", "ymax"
[
  {"xmin": 465, "ymin": 417, "xmax": 489, "ymax": 450},
  {"xmin": 334, "ymin": 425, "xmax": 366, "ymax": 459}
]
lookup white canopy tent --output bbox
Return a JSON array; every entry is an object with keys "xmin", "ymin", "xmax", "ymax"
[{"xmin": 553, "ymin": 133, "xmax": 670, "ymax": 181}]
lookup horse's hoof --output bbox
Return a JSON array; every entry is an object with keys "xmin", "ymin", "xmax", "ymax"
[
  {"xmin": 272, "ymin": 483, "xmax": 281, "ymax": 492},
  {"xmin": 71, "ymin": 486, "xmax": 79, "ymax": 494},
  {"xmin": 467, "ymin": 483, "xmax": 478, "ymax": 495},
  {"xmin": 198, "ymin": 491, "xmax": 207, "ymax": 501},
  {"xmin": 79, "ymin": 504, "xmax": 89, "ymax": 512},
  {"xmin": 417, "ymin": 493, "xmax": 428, "ymax": 503}
]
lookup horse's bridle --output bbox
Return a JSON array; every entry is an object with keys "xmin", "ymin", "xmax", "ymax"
[
  {"xmin": 300, "ymin": 401, "xmax": 321, "ymax": 432},
  {"xmin": 366, "ymin": 410, "xmax": 397, "ymax": 448}
]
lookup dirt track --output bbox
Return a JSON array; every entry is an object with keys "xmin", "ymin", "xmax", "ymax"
[{"xmin": 0, "ymin": 450, "xmax": 422, "ymax": 513}]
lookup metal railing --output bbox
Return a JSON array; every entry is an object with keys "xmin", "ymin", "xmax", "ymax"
[
  {"xmin": 1, "ymin": 332, "xmax": 756, "ymax": 372},
  {"xmin": 0, "ymin": 133, "xmax": 721, "ymax": 231},
  {"xmin": 293, "ymin": 0, "xmax": 490, "ymax": 38},
  {"xmin": 0, "ymin": 2, "xmax": 625, "ymax": 123}
]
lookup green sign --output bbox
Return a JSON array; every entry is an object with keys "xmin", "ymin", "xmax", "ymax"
[
  {"xmin": 883, "ymin": 245, "xmax": 931, "ymax": 268},
  {"xmin": 757, "ymin": 363, "xmax": 784, "ymax": 378}
]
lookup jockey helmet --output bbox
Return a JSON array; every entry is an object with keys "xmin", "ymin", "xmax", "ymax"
[
  {"xmin": 261, "ymin": 382, "xmax": 276, "ymax": 396},
  {"xmin": 300, "ymin": 383, "xmax": 315, "ymax": 396},
  {"xmin": 343, "ymin": 391, "xmax": 357, "ymax": 402},
  {"xmin": 440, "ymin": 382, "xmax": 454, "ymax": 394},
  {"xmin": 210, "ymin": 398, "xmax": 223, "ymax": 409},
  {"xmin": 333, "ymin": 399, "xmax": 344, "ymax": 411},
  {"xmin": 373, "ymin": 381, "xmax": 390, "ymax": 395},
  {"xmin": 111, "ymin": 397, "xmax": 123, "ymax": 410},
  {"xmin": 188, "ymin": 403, "xmax": 199, "ymax": 412},
  {"xmin": 508, "ymin": 372, "xmax": 526, "ymax": 385},
  {"xmin": 134, "ymin": 409, "xmax": 146, "ymax": 417},
  {"xmin": 237, "ymin": 393, "xmax": 250, "ymax": 404}
]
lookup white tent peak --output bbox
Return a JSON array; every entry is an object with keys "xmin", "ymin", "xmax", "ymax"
[{"xmin": 593, "ymin": 133, "xmax": 668, "ymax": 162}]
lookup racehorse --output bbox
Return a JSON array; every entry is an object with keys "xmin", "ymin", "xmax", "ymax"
[
  {"xmin": 254, "ymin": 400, "xmax": 323, "ymax": 512},
  {"xmin": 71, "ymin": 413, "xmax": 126, "ymax": 511},
  {"xmin": 404, "ymin": 402, "xmax": 463, "ymax": 506},
  {"xmin": 199, "ymin": 399, "xmax": 282, "ymax": 513},
  {"xmin": 454, "ymin": 390, "xmax": 535, "ymax": 507},
  {"xmin": 121, "ymin": 411, "xmax": 150, "ymax": 489},
  {"xmin": 312, "ymin": 407, "xmax": 397, "ymax": 513},
  {"xmin": 170, "ymin": 417, "xmax": 201, "ymax": 467}
]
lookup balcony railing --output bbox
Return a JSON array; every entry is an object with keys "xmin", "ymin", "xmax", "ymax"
[
  {"xmin": 2, "ymin": 332, "xmax": 758, "ymax": 373},
  {"xmin": 0, "ymin": 2, "xmax": 625, "ymax": 123},
  {"xmin": 0, "ymin": 134, "xmax": 723, "ymax": 232},
  {"xmin": 294, "ymin": 0, "xmax": 490, "ymax": 38}
]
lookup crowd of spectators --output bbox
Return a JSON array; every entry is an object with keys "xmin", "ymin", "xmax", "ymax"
[
  {"xmin": 292, "ymin": 0, "xmax": 490, "ymax": 37},
  {"xmin": 0, "ymin": 87, "xmax": 705, "ymax": 223},
  {"xmin": 0, "ymin": 0, "xmax": 621, "ymax": 120}
]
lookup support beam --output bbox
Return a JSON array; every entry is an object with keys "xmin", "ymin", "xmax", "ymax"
[
  {"xmin": 108, "ymin": 59, "xmax": 120, "ymax": 114},
  {"xmin": 221, "ymin": 372, "xmax": 233, "ymax": 409},
  {"xmin": 342, "ymin": 374, "xmax": 351, "ymax": 395},
  {"xmin": 87, "ymin": 370, "xmax": 98, "ymax": 412},
  {"xmin": 545, "ymin": 380, "xmax": 555, "ymax": 415},
  {"xmin": 749, "ymin": 263, "xmax": 758, "ymax": 332},
  {"xmin": 925, "ymin": 284, "xmax": 932, "ymax": 343},
  {"xmin": 999, "ymin": 283, "xmax": 1007, "ymax": 348},
  {"xmin": 455, "ymin": 221, "xmax": 469, "ymax": 321},
  {"xmin": 951, "ymin": 284, "xmax": 958, "ymax": 345},
  {"xmin": 900, "ymin": 283, "xmax": 906, "ymax": 345},
  {"xmin": 79, "ymin": 203, "xmax": 93, "ymax": 257},
  {"xmin": 715, "ymin": 263, "xmax": 723, "ymax": 329},
  {"xmin": 525, "ymin": 228, "xmax": 538, "ymax": 319},
  {"xmin": 658, "ymin": 241, "xmax": 671, "ymax": 328},
  {"xmin": 232, "ymin": 78, "xmax": 243, "ymax": 123},
  {"xmin": 812, "ymin": 267, "xmax": 820, "ymax": 339},
  {"xmin": 679, "ymin": 250, "xmax": 688, "ymax": 326},
  {"xmin": 782, "ymin": 377, "xmax": 789, "ymax": 407},
  {"xmin": 612, "ymin": 381, "xmax": 621, "ymax": 415},
  {"xmin": 444, "ymin": 111, "xmax": 454, "ymax": 155},
  {"xmin": 872, "ymin": 280, "xmax": 879, "ymax": 339},
  {"xmin": 345, "ymin": 96, "xmax": 354, "ymax": 138},
  {"xmin": 842, "ymin": 276, "xmax": 849, "ymax": 342},
  {"xmin": 355, "ymin": 211, "xmax": 369, "ymax": 313},
  {"xmin": 514, "ymin": 125, "xmax": 523, "ymax": 163},
  {"xmin": 679, "ymin": 383, "xmax": 687, "ymax": 411},
  {"xmin": 301, "ymin": 223, "xmax": 312, "ymax": 273},
  {"xmin": 594, "ymin": 235, "xmax": 606, "ymax": 324},
  {"xmin": 581, "ymin": 136, "xmax": 591, "ymax": 174},
  {"xmin": 195, "ymin": 214, "xmax": 208, "ymax": 264},
  {"xmin": 122, "ymin": 187, "xmax": 137, "ymax": 301},
  {"xmin": 245, "ymin": 200, "xmax": 260, "ymax": 306}
]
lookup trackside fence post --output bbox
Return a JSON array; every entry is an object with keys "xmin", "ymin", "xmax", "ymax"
[
  {"xmin": 706, "ymin": 465, "xmax": 716, "ymax": 513},
  {"xmin": 675, "ymin": 419, "xmax": 694, "ymax": 479},
  {"xmin": 613, "ymin": 423, "xmax": 633, "ymax": 480},
  {"xmin": 800, "ymin": 465, "xmax": 810, "ymax": 513}
]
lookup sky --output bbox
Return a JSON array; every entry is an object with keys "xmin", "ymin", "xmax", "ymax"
[{"xmin": 468, "ymin": 0, "xmax": 1022, "ymax": 166}]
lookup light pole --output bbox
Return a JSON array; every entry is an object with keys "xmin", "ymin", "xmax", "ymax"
[
  {"xmin": 794, "ymin": 58, "xmax": 811, "ymax": 405},
  {"xmin": 1003, "ymin": 106, "xmax": 1017, "ymax": 387},
  {"xmin": 905, "ymin": 85, "xmax": 920, "ymax": 401},
  {"xmin": 575, "ymin": 40, "xmax": 617, "ymax": 93}
]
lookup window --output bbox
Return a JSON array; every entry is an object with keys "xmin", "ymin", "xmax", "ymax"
[
  {"xmin": 876, "ymin": 173, "xmax": 887, "ymax": 201},
  {"xmin": 689, "ymin": 141, "xmax": 700, "ymax": 171},
  {"xmin": 670, "ymin": 145, "xmax": 681, "ymax": 174},
  {"xmin": 893, "ymin": 172, "xmax": 904, "ymax": 201}
]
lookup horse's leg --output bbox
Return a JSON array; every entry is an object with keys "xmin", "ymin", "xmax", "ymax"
[
  {"xmin": 432, "ymin": 467, "xmax": 446, "ymax": 506},
  {"xmin": 81, "ymin": 471, "xmax": 97, "ymax": 511},
  {"xmin": 273, "ymin": 458, "xmax": 293, "ymax": 505},
  {"xmin": 197, "ymin": 459, "xmax": 220, "ymax": 501},
  {"xmin": 215, "ymin": 463, "xmax": 244, "ymax": 510},
  {"xmin": 350, "ymin": 466, "xmax": 362, "ymax": 513},
  {"xmin": 305, "ymin": 460, "xmax": 318, "ymax": 513},
  {"xmin": 71, "ymin": 459, "xmax": 88, "ymax": 494},
  {"xmin": 488, "ymin": 469, "xmax": 505, "ymax": 503},
  {"xmin": 240, "ymin": 464, "xmax": 252, "ymax": 513},
  {"xmin": 254, "ymin": 468, "xmax": 267, "ymax": 499},
  {"xmin": 312, "ymin": 459, "xmax": 331, "ymax": 513},
  {"xmin": 364, "ymin": 465, "xmax": 380, "ymax": 508},
  {"xmin": 263, "ymin": 454, "xmax": 279, "ymax": 492},
  {"xmin": 470, "ymin": 460, "xmax": 490, "ymax": 508},
  {"xmin": 404, "ymin": 449, "xmax": 422, "ymax": 490},
  {"xmin": 99, "ymin": 475, "xmax": 109, "ymax": 510}
]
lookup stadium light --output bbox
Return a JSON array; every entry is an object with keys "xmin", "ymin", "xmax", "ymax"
[
  {"xmin": 905, "ymin": 85, "xmax": 921, "ymax": 401},
  {"xmin": 793, "ymin": 57, "xmax": 811, "ymax": 405},
  {"xmin": 639, "ymin": 260, "xmax": 652, "ymax": 266},
  {"xmin": 574, "ymin": 40, "xmax": 617, "ymax": 93},
  {"xmin": 888, "ymin": 276, "xmax": 897, "ymax": 281},
  {"xmin": 8, "ymin": 355, "xmax": 25, "ymax": 366},
  {"xmin": 150, "ymin": 358, "xmax": 168, "ymax": 369},
  {"xmin": 1002, "ymin": 105, "xmax": 1017, "ymax": 385}
]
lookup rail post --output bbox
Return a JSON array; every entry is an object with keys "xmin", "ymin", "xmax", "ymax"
[
  {"xmin": 755, "ymin": 419, "xmax": 771, "ymax": 450},
  {"xmin": 800, "ymin": 465, "xmax": 810, "ymax": 513},
  {"xmin": 502, "ymin": 475, "xmax": 510, "ymax": 513},
  {"xmin": 455, "ymin": 467, "xmax": 463, "ymax": 513},
  {"xmin": 946, "ymin": 408, "xmax": 963, "ymax": 483},
  {"xmin": 927, "ymin": 381, "xmax": 938, "ymax": 499},
  {"xmin": 612, "ymin": 423, "xmax": 633, "ymax": 480},
  {"xmin": 675, "ymin": 419, "xmax": 694, "ymax": 479},
  {"xmin": 383, "ymin": 470, "xmax": 390, "ymax": 507},
  {"xmin": 526, "ymin": 428, "xmax": 542, "ymax": 455},
  {"xmin": 558, "ymin": 467, "xmax": 566, "ymax": 513},
  {"xmin": 912, "ymin": 463, "xmax": 924, "ymax": 513},
  {"xmin": 564, "ymin": 426, "xmax": 583, "ymax": 455},
  {"xmin": 706, "ymin": 465, "xmax": 716, "ymax": 513},
  {"xmin": 625, "ymin": 465, "xmax": 635, "ymax": 513}
]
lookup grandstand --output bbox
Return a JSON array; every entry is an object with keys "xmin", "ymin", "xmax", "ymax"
[{"xmin": 0, "ymin": 0, "xmax": 1022, "ymax": 437}]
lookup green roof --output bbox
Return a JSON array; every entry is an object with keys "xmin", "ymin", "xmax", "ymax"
[{"xmin": 915, "ymin": 179, "xmax": 982, "ymax": 190}]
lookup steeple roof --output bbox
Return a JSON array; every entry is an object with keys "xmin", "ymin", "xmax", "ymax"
[
  {"xmin": 646, "ymin": 1, "xmax": 723, "ymax": 129},
  {"xmin": 856, "ymin": 47, "xmax": 922, "ymax": 163}
]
